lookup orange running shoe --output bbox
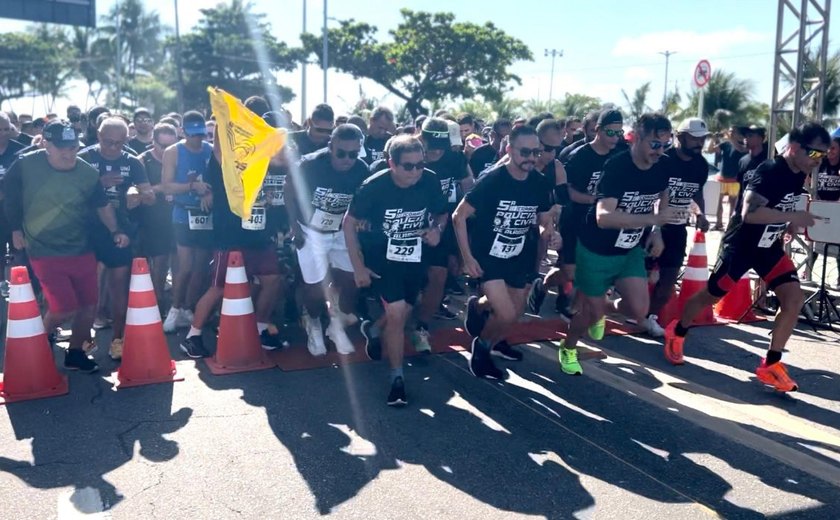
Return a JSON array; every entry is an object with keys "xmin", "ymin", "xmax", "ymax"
[
  {"xmin": 663, "ymin": 320, "xmax": 685, "ymax": 365},
  {"xmin": 755, "ymin": 360, "xmax": 799, "ymax": 392}
]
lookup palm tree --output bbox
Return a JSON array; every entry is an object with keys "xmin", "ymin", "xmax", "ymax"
[
  {"xmin": 800, "ymin": 47, "xmax": 840, "ymax": 119},
  {"xmin": 555, "ymin": 93, "xmax": 602, "ymax": 118},
  {"xmin": 487, "ymin": 96, "xmax": 524, "ymax": 120},
  {"xmin": 453, "ymin": 99, "xmax": 494, "ymax": 121},
  {"xmin": 621, "ymin": 82, "xmax": 652, "ymax": 124},
  {"xmin": 685, "ymin": 70, "xmax": 754, "ymax": 121}
]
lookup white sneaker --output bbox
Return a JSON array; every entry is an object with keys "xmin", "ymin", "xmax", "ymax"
[
  {"xmin": 163, "ymin": 308, "xmax": 182, "ymax": 333},
  {"xmin": 303, "ymin": 314, "xmax": 327, "ymax": 356},
  {"xmin": 643, "ymin": 315, "xmax": 665, "ymax": 337},
  {"xmin": 336, "ymin": 310, "xmax": 358, "ymax": 327},
  {"xmin": 327, "ymin": 318, "xmax": 355, "ymax": 355},
  {"xmin": 177, "ymin": 309, "xmax": 194, "ymax": 328}
]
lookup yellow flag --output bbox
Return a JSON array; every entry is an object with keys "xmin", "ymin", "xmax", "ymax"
[{"xmin": 207, "ymin": 87, "xmax": 287, "ymax": 219}]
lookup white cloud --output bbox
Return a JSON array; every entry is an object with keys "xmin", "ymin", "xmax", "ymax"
[
  {"xmin": 611, "ymin": 28, "xmax": 767, "ymax": 58},
  {"xmin": 624, "ymin": 66, "xmax": 655, "ymax": 83}
]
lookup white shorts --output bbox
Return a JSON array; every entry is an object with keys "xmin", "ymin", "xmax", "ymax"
[{"xmin": 296, "ymin": 225, "xmax": 354, "ymax": 284}]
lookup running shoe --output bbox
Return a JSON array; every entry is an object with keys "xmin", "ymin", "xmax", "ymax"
[
  {"xmin": 387, "ymin": 376, "xmax": 408, "ymax": 407},
  {"xmin": 558, "ymin": 340, "xmax": 582, "ymax": 375},
  {"xmin": 491, "ymin": 340, "xmax": 523, "ymax": 361},
  {"xmin": 93, "ymin": 318, "xmax": 112, "ymax": 330},
  {"xmin": 528, "ymin": 277, "xmax": 547, "ymax": 314},
  {"xmin": 663, "ymin": 320, "xmax": 685, "ymax": 365},
  {"xmin": 464, "ymin": 296, "xmax": 487, "ymax": 337},
  {"xmin": 469, "ymin": 337, "xmax": 505, "ymax": 379},
  {"xmin": 109, "ymin": 338, "xmax": 123, "ymax": 361},
  {"xmin": 642, "ymin": 315, "xmax": 666, "ymax": 338},
  {"xmin": 433, "ymin": 304, "xmax": 458, "ymax": 321},
  {"xmin": 64, "ymin": 349, "xmax": 99, "ymax": 373},
  {"xmin": 756, "ymin": 360, "xmax": 799, "ymax": 392},
  {"xmin": 260, "ymin": 325, "xmax": 287, "ymax": 351},
  {"xmin": 587, "ymin": 316, "xmax": 606, "ymax": 341},
  {"xmin": 162, "ymin": 308, "xmax": 182, "ymax": 333},
  {"xmin": 303, "ymin": 314, "xmax": 327, "ymax": 357},
  {"xmin": 178, "ymin": 309, "xmax": 195, "ymax": 328},
  {"xmin": 361, "ymin": 319, "xmax": 382, "ymax": 361},
  {"xmin": 411, "ymin": 325, "xmax": 432, "ymax": 354},
  {"xmin": 180, "ymin": 335, "xmax": 208, "ymax": 359}
]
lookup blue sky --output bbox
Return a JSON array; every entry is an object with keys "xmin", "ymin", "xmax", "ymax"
[{"xmin": 3, "ymin": 0, "xmax": 838, "ymax": 121}]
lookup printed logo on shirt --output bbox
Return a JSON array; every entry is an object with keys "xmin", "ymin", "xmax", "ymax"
[
  {"xmin": 618, "ymin": 190, "xmax": 660, "ymax": 214},
  {"xmin": 818, "ymin": 172, "xmax": 840, "ymax": 191},
  {"xmin": 586, "ymin": 171, "xmax": 604, "ymax": 195},
  {"xmin": 757, "ymin": 192, "xmax": 799, "ymax": 248},
  {"xmin": 492, "ymin": 200, "xmax": 538, "ymax": 236},
  {"xmin": 312, "ymin": 186, "xmax": 353, "ymax": 213},
  {"xmin": 667, "ymin": 177, "xmax": 701, "ymax": 225},
  {"xmin": 382, "ymin": 208, "xmax": 428, "ymax": 239}
]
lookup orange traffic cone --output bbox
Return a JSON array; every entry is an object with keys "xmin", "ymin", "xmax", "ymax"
[
  {"xmin": 714, "ymin": 272, "xmax": 758, "ymax": 322},
  {"xmin": 677, "ymin": 230, "xmax": 717, "ymax": 325},
  {"xmin": 116, "ymin": 258, "xmax": 183, "ymax": 388},
  {"xmin": 205, "ymin": 251, "xmax": 273, "ymax": 375},
  {"xmin": 0, "ymin": 266, "xmax": 68, "ymax": 404}
]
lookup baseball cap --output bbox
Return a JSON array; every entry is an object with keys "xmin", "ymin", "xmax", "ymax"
[
  {"xmin": 421, "ymin": 118, "xmax": 451, "ymax": 150},
  {"xmin": 597, "ymin": 109, "xmax": 624, "ymax": 128},
  {"xmin": 447, "ymin": 120, "xmax": 463, "ymax": 147},
  {"xmin": 133, "ymin": 107, "xmax": 152, "ymax": 120},
  {"xmin": 742, "ymin": 124, "xmax": 766, "ymax": 137},
  {"xmin": 676, "ymin": 117, "xmax": 710, "ymax": 138},
  {"xmin": 183, "ymin": 119, "xmax": 207, "ymax": 137},
  {"xmin": 42, "ymin": 121, "xmax": 79, "ymax": 148}
]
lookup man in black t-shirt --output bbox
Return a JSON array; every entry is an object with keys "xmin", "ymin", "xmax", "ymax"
[
  {"xmin": 667, "ymin": 123, "xmax": 830, "ymax": 393},
  {"xmin": 127, "ymin": 107, "xmax": 154, "ymax": 155},
  {"xmin": 79, "ymin": 117, "xmax": 154, "ymax": 361},
  {"xmin": 737, "ymin": 125, "xmax": 768, "ymax": 186},
  {"xmin": 709, "ymin": 126, "xmax": 747, "ymax": 230},
  {"xmin": 0, "ymin": 112, "xmax": 25, "ymax": 262},
  {"xmin": 469, "ymin": 118, "xmax": 511, "ymax": 177},
  {"xmin": 345, "ymin": 135, "xmax": 448, "ymax": 406},
  {"xmin": 560, "ymin": 113, "xmax": 673, "ymax": 376},
  {"xmin": 289, "ymin": 104, "xmax": 335, "ymax": 156},
  {"xmin": 557, "ymin": 111, "xmax": 599, "ymax": 163},
  {"xmin": 814, "ymin": 138, "xmax": 840, "ymax": 287},
  {"xmin": 285, "ymin": 124, "xmax": 369, "ymax": 357},
  {"xmin": 454, "ymin": 125, "xmax": 555, "ymax": 380},
  {"xmin": 645, "ymin": 118, "xmax": 710, "ymax": 337},
  {"xmin": 363, "ymin": 106, "xmax": 394, "ymax": 165}
]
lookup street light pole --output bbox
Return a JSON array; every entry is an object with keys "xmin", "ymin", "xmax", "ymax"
[
  {"xmin": 544, "ymin": 49, "xmax": 563, "ymax": 106},
  {"xmin": 115, "ymin": 0, "xmax": 121, "ymax": 110},
  {"xmin": 322, "ymin": 0, "xmax": 328, "ymax": 103},
  {"xmin": 659, "ymin": 50, "xmax": 676, "ymax": 111},
  {"xmin": 301, "ymin": 0, "xmax": 307, "ymax": 121}
]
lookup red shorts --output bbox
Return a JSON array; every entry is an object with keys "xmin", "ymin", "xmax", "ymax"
[
  {"xmin": 211, "ymin": 247, "xmax": 280, "ymax": 288},
  {"xmin": 29, "ymin": 253, "xmax": 98, "ymax": 314}
]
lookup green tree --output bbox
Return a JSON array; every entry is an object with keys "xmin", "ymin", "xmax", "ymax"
[
  {"xmin": 301, "ymin": 9, "xmax": 532, "ymax": 117},
  {"xmin": 486, "ymin": 96, "xmax": 525, "ymax": 120},
  {"xmin": 69, "ymin": 26, "xmax": 111, "ymax": 106},
  {"xmin": 453, "ymin": 99, "xmax": 495, "ymax": 122},
  {"xmin": 0, "ymin": 32, "xmax": 42, "ymax": 110},
  {"xmin": 29, "ymin": 25, "xmax": 77, "ymax": 112},
  {"xmin": 555, "ymin": 93, "xmax": 602, "ymax": 118},
  {"xmin": 178, "ymin": 0, "xmax": 301, "ymax": 111},
  {"xmin": 523, "ymin": 99, "xmax": 563, "ymax": 116},
  {"xmin": 621, "ymin": 82, "xmax": 652, "ymax": 124},
  {"xmin": 685, "ymin": 70, "xmax": 754, "ymax": 121},
  {"xmin": 801, "ymin": 47, "xmax": 840, "ymax": 119}
]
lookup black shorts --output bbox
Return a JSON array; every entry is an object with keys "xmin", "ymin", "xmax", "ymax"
[
  {"xmin": 368, "ymin": 257, "xmax": 428, "ymax": 304},
  {"xmin": 559, "ymin": 211, "xmax": 578, "ymax": 265},
  {"xmin": 425, "ymin": 224, "xmax": 457, "ymax": 268},
  {"xmin": 658, "ymin": 225, "xmax": 688, "ymax": 269},
  {"xmin": 476, "ymin": 253, "xmax": 534, "ymax": 289},
  {"xmin": 90, "ymin": 223, "xmax": 133, "ymax": 268},
  {"xmin": 174, "ymin": 223, "xmax": 214, "ymax": 249},
  {"xmin": 708, "ymin": 244, "xmax": 798, "ymax": 298},
  {"xmin": 139, "ymin": 222, "xmax": 174, "ymax": 258}
]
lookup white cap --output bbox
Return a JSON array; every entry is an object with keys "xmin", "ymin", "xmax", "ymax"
[
  {"xmin": 677, "ymin": 117, "xmax": 710, "ymax": 138},
  {"xmin": 447, "ymin": 120, "xmax": 463, "ymax": 146}
]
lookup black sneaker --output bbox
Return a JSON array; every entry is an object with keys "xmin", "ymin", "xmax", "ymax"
[
  {"xmin": 64, "ymin": 349, "xmax": 99, "ymax": 373},
  {"xmin": 491, "ymin": 340, "xmax": 524, "ymax": 361},
  {"xmin": 464, "ymin": 296, "xmax": 488, "ymax": 337},
  {"xmin": 361, "ymin": 320, "xmax": 382, "ymax": 361},
  {"xmin": 434, "ymin": 304, "xmax": 458, "ymax": 321},
  {"xmin": 180, "ymin": 335, "xmax": 208, "ymax": 359},
  {"xmin": 469, "ymin": 337, "xmax": 505, "ymax": 380},
  {"xmin": 260, "ymin": 327, "xmax": 287, "ymax": 351},
  {"xmin": 528, "ymin": 278, "xmax": 547, "ymax": 314},
  {"xmin": 387, "ymin": 376, "xmax": 407, "ymax": 407}
]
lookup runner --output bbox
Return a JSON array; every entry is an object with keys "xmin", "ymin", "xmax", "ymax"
[
  {"xmin": 363, "ymin": 107, "xmax": 394, "ymax": 165},
  {"xmin": 645, "ymin": 118, "xmax": 711, "ymax": 337},
  {"xmin": 709, "ymin": 126, "xmax": 747, "ymax": 230},
  {"xmin": 138, "ymin": 123, "xmax": 178, "ymax": 305},
  {"xmin": 813, "ymin": 136, "xmax": 840, "ymax": 288},
  {"xmin": 558, "ymin": 117, "xmax": 583, "ymax": 154},
  {"xmin": 284, "ymin": 124, "xmax": 368, "ymax": 356},
  {"xmin": 558, "ymin": 113, "xmax": 673, "ymax": 376},
  {"xmin": 161, "ymin": 111, "xmax": 214, "ymax": 333},
  {"xmin": 469, "ymin": 118, "xmax": 511, "ymax": 176},
  {"xmin": 454, "ymin": 125, "xmax": 555, "ymax": 379},
  {"xmin": 290, "ymin": 104, "xmax": 335, "ymax": 156},
  {"xmin": 665, "ymin": 123, "xmax": 830, "ymax": 392},
  {"xmin": 738, "ymin": 125, "xmax": 768, "ymax": 185},
  {"xmin": 5, "ymin": 121, "xmax": 130, "ymax": 373},
  {"xmin": 345, "ymin": 135, "xmax": 448, "ymax": 405},
  {"xmin": 0, "ymin": 112, "xmax": 26, "ymax": 273},
  {"xmin": 79, "ymin": 117, "xmax": 154, "ymax": 360},
  {"xmin": 128, "ymin": 108, "xmax": 154, "ymax": 155},
  {"xmin": 557, "ymin": 111, "xmax": 599, "ymax": 163}
]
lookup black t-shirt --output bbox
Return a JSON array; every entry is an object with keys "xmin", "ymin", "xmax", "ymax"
[
  {"xmin": 296, "ymin": 148, "xmax": 369, "ymax": 231},
  {"xmin": 204, "ymin": 155, "xmax": 272, "ymax": 249},
  {"xmin": 349, "ymin": 169, "xmax": 447, "ymax": 263},
  {"xmin": 468, "ymin": 143, "xmax": 499, "ymax": 178},
  {"xmin": 427, "ymin": 149, "xmax": 468, "ymax": 209},
  {"xmin": 264, "ymin": 163, "xmax": 290, "ymax": 233},
  {"xmin": 369, "ymin": 158, "xmax": 389, "ymax": 174},
  {"xmin": 464, "ymin": 165, "xmax": 551, "ymax": 261},
  {"xmin": 290, "ymin": 131, "xmax": 324, "ymax": 157},
  {"xmin": 663, "ymin": 151, "xmax": 708, "ymax": 227},
  {"xmin": 579, "ymin": 150, "xmax": 670, "ymax": 256},
  {"xmin": 817, "ymin": 159, "xmax": 840, "ymax": 202},
  {"xmin": 557, "ymin": 138, "xmax": 587, "ymax": 164},
  {"xmin": 0, "ymin": 140, "xmax": 25, "ymax": 196},
  {"xmin": 78, "ymin": 146, "xmax": 148, "ymax": 225},
  {"xmin": 738, "ymin": 145, "xmax": 768, "ymax": 185},
  {"xmin": 718, "ymin": 141, "xmax": 746, "ymax": 180},
  {"xmin": 723, "ymin": 157, "xmax": 805, "ymax": 250},
  {"xmin": 127, "ymin": 137, "xmax": 152, "ymax": 156},
  {"xmin": 565, "ymin": 143, "xmax": 614, "ymax": 222},
  {"xmin": 138, "ymin": 150, "xmax": 173, "ymax": 232},
  {"xmin": 14, "ymin": 133, "xmax": 33, "ymax": 147},
  {"xmin": 363, "ymin": 134, "xmax": 391, "ymax": 165}
]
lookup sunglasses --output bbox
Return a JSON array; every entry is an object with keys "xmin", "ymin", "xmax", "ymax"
[
  {"xmin": 135, "ymin": 117, "xmax": 153, "ymax": 124},
  {"xmin": 101, "ymin": 138, "xmax": 125, "ymax": 148},
  {"xmin": 649, "ymin": 140, "xmax": 672, "ymax": 150},
  {"xmin": 803, "ymin": 146, "xmax": 827, "ymax": 160},
  {"xmin": 335, "ymin": 149, "xmax": 359, "ymax": 160},
  {"xmin": 517, "ymin": 147, "xmax": 543, "ymax": 158},
  {"xmin": 603, "ymin": 129, "xmax": 624, "ymax": 138},
  {"xmin": 541, "ymin": 142, "xmax": 561, "ymax": 154},
  {"xmin": 312, "ymin": 126, "xmax": 334, "ymax": 134},
  {"xmin": 399, "ymin": 161, "xmax": 426, "ymax": 171}
]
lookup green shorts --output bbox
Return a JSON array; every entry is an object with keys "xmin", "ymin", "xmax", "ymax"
[{"xmin": 575, "ymin": 244, "xmax": 647, "ymax": 297}]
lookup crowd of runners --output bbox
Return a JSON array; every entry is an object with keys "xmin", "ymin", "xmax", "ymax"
[{"xmin": 0, "ymin": 97, "xmax": 838, "ymax": 406}]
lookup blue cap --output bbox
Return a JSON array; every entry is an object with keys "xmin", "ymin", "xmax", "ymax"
[
  {"xmin": 832, "ymin": 127, "xmax": 840, "ymax": 139},
  {"xmin": 183, "ymin": 120, "xmax": 207, "ymax": 137}
]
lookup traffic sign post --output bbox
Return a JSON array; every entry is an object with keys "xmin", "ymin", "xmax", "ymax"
[{"xmin": 694, "ymin": 59, "xmax": 712, "ymax": 118}]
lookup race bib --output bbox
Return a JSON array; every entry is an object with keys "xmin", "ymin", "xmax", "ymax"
[
  {"xmin": 386, "ymin": 237, "xmax": 422, "ymax": 263},
  {"xmin": 310, "ymin": 208, "xmax": 342, "ymax": 231},
  {"xmin": 268, "ymin": 190, "xmax": 284, "ymax": 206},
  {"xmin": 242, "ymin": 206, "xmax": 266, "ymax": 231},
  {"xmin": 448, "ymin": 181, "xmax": 457, "ymax": 203},
  {"xmin": 187, "ymin": 209, "xmax": 213, "ymax": 231},
  {"xmin": 758, "ymin": 224, "xmax": 786, "ymax": 248},
  {"xmin": 668, "ymin": 207, "xmax": 690, "ymax": 226},
  {"xmin": 489, "ymin": 234, "xmax": 525, "ymax": 259},
  {"xmin": 615, "ymin": 228, "xmax": 643, "ymax": 249},
  {"xmin": 264, "ymin": 176, "xmax": 285, "ymax": 206}
]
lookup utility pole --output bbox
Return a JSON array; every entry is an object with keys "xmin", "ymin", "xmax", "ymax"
[
  {"xmin": 174, "ymin": 0, "xmax": 185, "ymax": 113},
  {"xmin": 301, "ymin": 0, "xmax": 307, "ymax": 121},
  {"xmin": 115, "ymin": 0, "xmax": 121, "ymax": 111},
  {"xmin": 659, "ymin": 50, "xmax": 676, "ymax": 111},
  {"xmin": 544, "ymin": 49, "xmax": 563, "ymax": 106},
  {"xmin": 322, "ymin": 0, "xmax": 328, "ymax": 103}
]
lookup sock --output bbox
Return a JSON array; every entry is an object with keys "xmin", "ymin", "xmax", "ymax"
[
  {"xmin": 257, "ymin": 322, "xmax": 268, "ymax": 334},
  {"xmin": 765, "ymin": 350, "xmax": 782, "ymax": 365},
  {"xmin": 187, "ymin": 326, "xmax": 202, "ymax": 338},
  {"xmin": 390, "ymin": 366, "xmax": 403, "ymax": 383},
  {"xmin": 674, "ymin": 322, "xmax": 690, "ymax": 337}
]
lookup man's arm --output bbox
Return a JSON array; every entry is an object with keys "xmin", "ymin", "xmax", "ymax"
[
  {"xmin": 568, "ymin": 185, "xmax": 596, "ymax": 204},
  {"xmin": 4, "ymin": 161, "xmax": 26, "ymax": 249},
  {"xmin": 96, "ymin": 205, "xmax": 130, "ymax": 247},
  {"xmin": 452, "ymin": 198, "xmax": 482, "ymax": 278},
  {"xmin": 741, "ymin": 190, "xmax": 814, "ymax": 226},
  {"xmin": 596, "ymin": 198, "xmax": 663, "ymax": 229},
  {"xmin": 460, "ymin": 164, "xmax": 476, "ymax": 193}
]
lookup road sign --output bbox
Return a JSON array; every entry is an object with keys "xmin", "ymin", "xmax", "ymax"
[
  {"xmin": 2, "ymin": 0, "xmax": 96, "ymax": 28},
  {"xmin": 694, "ymin": 60, "xmax": 712, "ymax": 88}
]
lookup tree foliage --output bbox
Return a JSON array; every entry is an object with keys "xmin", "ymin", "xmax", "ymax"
[
  {"xmin": 301, "ymin": 9, "xmax": 532, "ymax": 117},
  {"xmin": 621, "ymin": 82, "xmax": 652, "ymax": 124}
]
